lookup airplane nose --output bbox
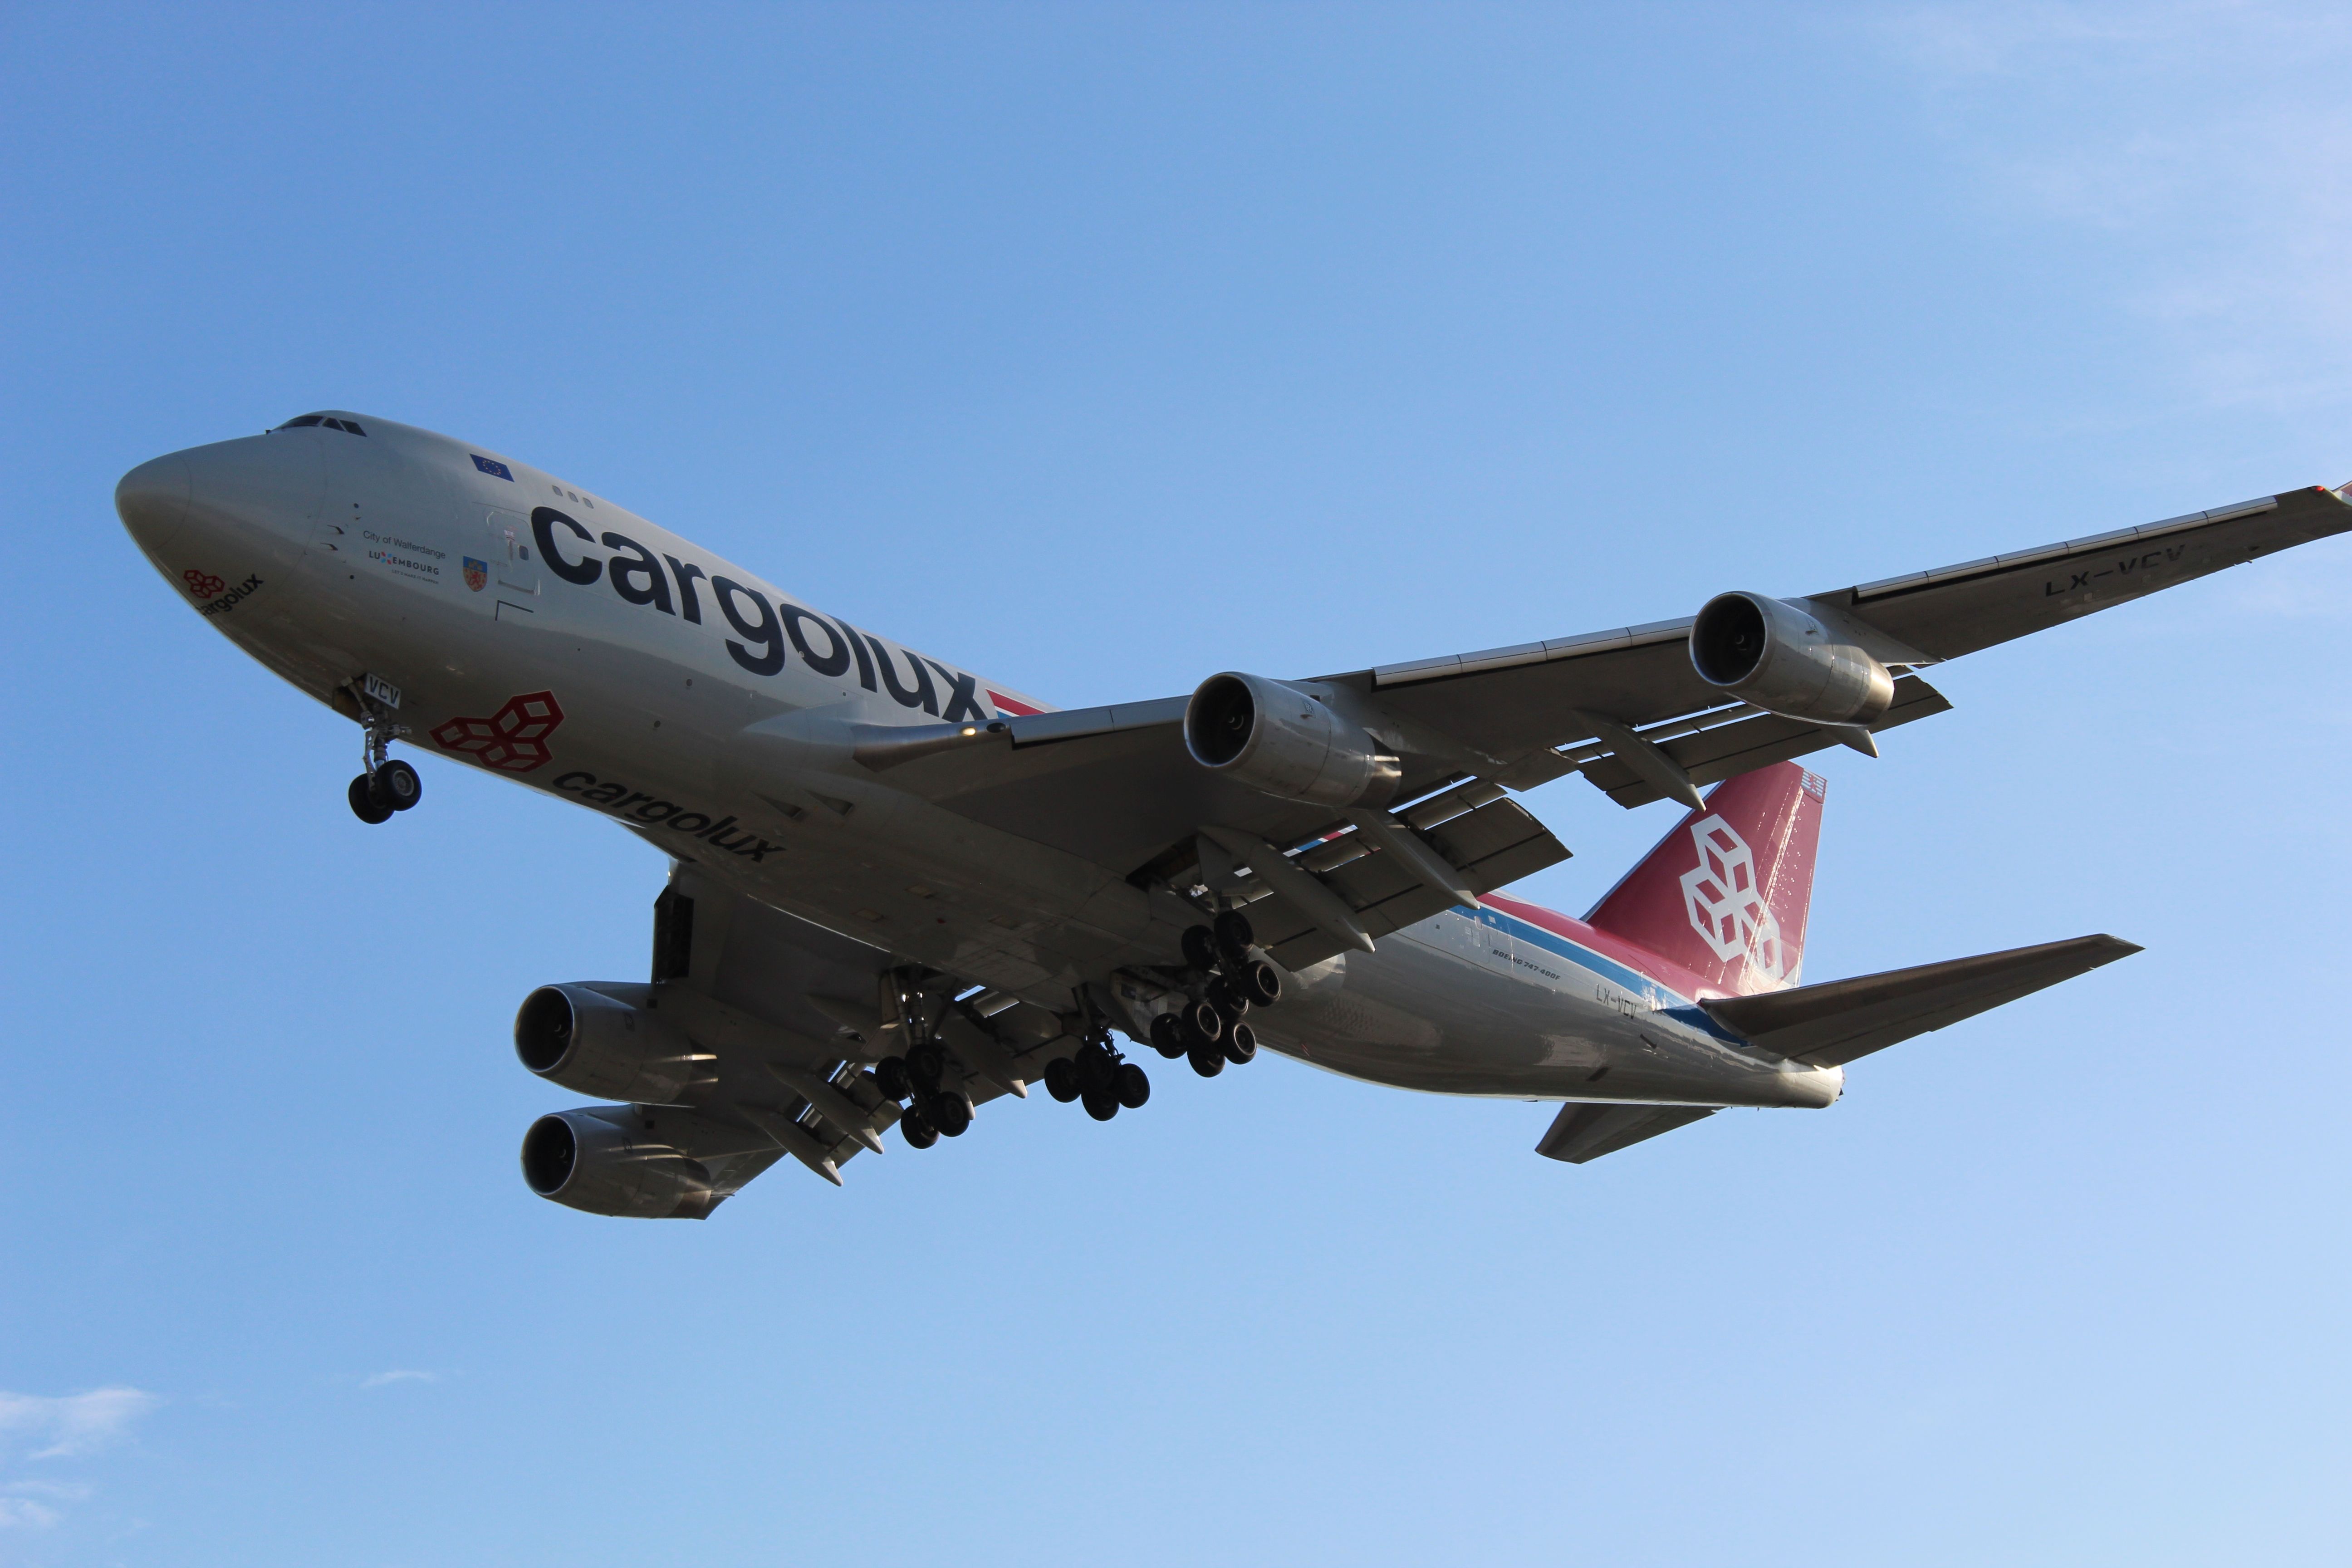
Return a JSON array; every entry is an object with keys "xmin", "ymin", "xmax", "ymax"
[
  {"xmin": 116, "ymin": 451, "xmax": 193, "ymax": 555},
  {"xmin": 118, "ymin": 433, "xmax": 323, "ymax": 598}
]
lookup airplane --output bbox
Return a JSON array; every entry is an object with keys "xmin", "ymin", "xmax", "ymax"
[{"xmin": 113, "ymin": 410, "xmax": 2352, "ymax": 1216}]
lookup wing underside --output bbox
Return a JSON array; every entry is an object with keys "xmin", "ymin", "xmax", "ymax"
[{"xmin": 858, "ymin": 487, "xmax": 2350, "ymax": 886}]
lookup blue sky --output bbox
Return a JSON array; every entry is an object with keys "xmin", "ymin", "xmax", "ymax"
[{"xmin": 4, "ymin": 4, "xmax": 2350, "ymax": 1563}]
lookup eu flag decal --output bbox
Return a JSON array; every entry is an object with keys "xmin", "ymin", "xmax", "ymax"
[{"xmin": 471, "ymin": 454, "xmax": 514, "ymax": 480}]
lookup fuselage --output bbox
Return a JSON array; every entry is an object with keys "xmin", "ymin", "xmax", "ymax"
[{"xmin": 116, "ymin": 412, "xmax": 1841, "ymax": 1112}]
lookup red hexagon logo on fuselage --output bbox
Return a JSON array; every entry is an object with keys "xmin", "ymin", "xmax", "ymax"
[{"xmin": 431, "ymin": 691, "xmax": 565, "ymax": 773}]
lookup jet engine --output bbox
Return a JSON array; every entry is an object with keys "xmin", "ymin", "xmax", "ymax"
[
  {"xmin": 513, "ymin": 984, "xmax": 714, "ymax": 1105},
  {"xmin": 519, "ymin": 1108, "xmax": 720, "ymax": 1220},
  {"xmin": 1184, "ymin": 671, "xmax": 1401, "ymax": 807},
  {"xmin": 1688, "ymin": 593, "xmax": 1895, "ymax": 727}
]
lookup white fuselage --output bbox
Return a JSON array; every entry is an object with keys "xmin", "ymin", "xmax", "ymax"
[{"xmin": 118, "ymin": 413, "xmax": 1840, "ymax": 1112}]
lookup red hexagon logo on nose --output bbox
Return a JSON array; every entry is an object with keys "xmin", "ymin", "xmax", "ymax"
[{"xmin": 431, "ymin": 690, "xmax": 565, "ymax": 773}]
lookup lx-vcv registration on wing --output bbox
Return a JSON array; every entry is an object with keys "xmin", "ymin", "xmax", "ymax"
[{"xmin": 114, "ymin": 411, "xmax": 2352, "ymax": 1214}]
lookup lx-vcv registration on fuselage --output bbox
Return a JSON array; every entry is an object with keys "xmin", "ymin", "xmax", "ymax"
[{"xmin": 113, "ymin": 411, "xmax": 2352, "ymax": 1215}]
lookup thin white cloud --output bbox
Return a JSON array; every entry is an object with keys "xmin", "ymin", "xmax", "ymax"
[
  {"xmin": 0, "ymin": 1387, "xmax": 157, "ymax": 1461},
  {"xmin": 0, "ymin": 1480, "xmax": 93, "ymax": 1529},
  {"xmin": 0, "ymin": 1497, "xmax": 62, "ymax": 1529},
  {"xmin": 1877, "ymin": 2, "xmax": 2352, "ymax": 409},
  {"xmin": 0, "ymin": 1392, "xmax": 149, "ymax": 1533},
  {"xmin": 359, "ymin": 1370, "xmax": 440, "ymax": 1389}
]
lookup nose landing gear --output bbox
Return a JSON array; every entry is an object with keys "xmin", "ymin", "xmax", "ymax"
[{"xmin": 344, "ymin": 682, "xmax": 421, "ymax": 825}]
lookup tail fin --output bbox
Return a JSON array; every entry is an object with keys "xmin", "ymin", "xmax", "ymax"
[{"xmin": 1586, "ymin": 761, "xmax": 1826, "ymax": 995}]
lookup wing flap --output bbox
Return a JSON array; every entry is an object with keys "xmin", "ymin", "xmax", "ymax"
[
  {"xmin": 1699, "ymin": 933, "xmax": 2141, "ymax": 1067},
  {"xmin": 1254, "ymin": 795, "xmax": 1573, "ymax": 971},
  {"xmin": 1575, "ymin": 674, "xmax": 1952, "ymax": 809},
  {"xmin": 1536, "ymin": 1102, "xmax": 1720, "ymax": 1163}
]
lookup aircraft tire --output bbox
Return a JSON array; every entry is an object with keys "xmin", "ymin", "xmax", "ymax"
[
  {"xmin": 1081, "ymin": 1087, "xmax": 1119, "ymax": 1121},
  {"xmin": 1222, "ymin": 1022, "xmax": 1257, "ymax": 1065},
  {"xmin": 1212, "ymin": 908, "xmax": 1254, "ymax": 960},
  {"xmin": 1116, "ymin": 1063, "xmax": 1151, "ymax": 1109},
  {"xmin": 347, "ymin": 774, "xmax": 393, "ymax": 824},
  {"xmin": 1181, "ymin": 925, "xmax": 1220, "ymax": 971},
  {"xmin": 1187, "ymin": 1042, "xmax": 1225, "ymax": 1078},
  {"xmin": 931, "ymin": 1093, "xmax": 972, "ymax": 1137},
  {"xmin": 377, "ymin": 760, "xmax": 423, "ymax": 811},
  {"xmin": 1149, "ymin": 1014, "xmax": 1186, "ymax": 1058},
  {"xmin": 1044, "ymin": 1057, "xmax": 1080, "ymax": 1102},
  {"xmin": 1180, "ymin": 999, "xmax": 1221, "ymax": 1043},
  {"xmin": 906, "ymin": 1041, "xmax": 946, "ymax": 1091},
  {"xmin": 1240, "ymin": 960, "xmax": 1282, "ymax": 1008},
  {"xmin": 901, "ymin": 1105, "xmax": 939, "ymax": 1149},
  {"xmin": 875, "ymin": 1056, "xmax": 914, "ymax": 1101}
]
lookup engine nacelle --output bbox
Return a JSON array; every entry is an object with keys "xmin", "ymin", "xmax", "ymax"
[
  {"xmin": 514, "ymin": 985, "xmax": 713, "ymax": 1105},
  {"xmin": 519, "ymin": 1108, "xmax": 721, "ymax": 1220},
  {"xmin": 1689, "ymin": 593, "xmax": 1895, "ymax": 727},
  {"xmin": 1184, "ymin": 671, "xmax": 1401, "ymax": 807}
]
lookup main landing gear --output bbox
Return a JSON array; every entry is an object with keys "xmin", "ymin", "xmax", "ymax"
[
  {"xmin": 1153, "ymin": 910, "xmax": 1278, "ymax": 1079},
  {"xmin": 346, "ymin": 686, "xmax": 421, "ymax": 825},
  {"xmin": 1042, "ymin": 1033, "xmax": 1151, "ymax": 1121},
  {"xmin": 875, "ymin": 1038, "xmax": 975, "ymax": 1150},
  {"xmin": 871, "ymin": 975, "xmax": 985, "ymax": 1151}
]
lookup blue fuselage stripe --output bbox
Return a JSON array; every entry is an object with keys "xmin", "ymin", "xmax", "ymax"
[{"xmin": 1460, "ymin": 906, "xmax": 1746, "ymax": 1044}]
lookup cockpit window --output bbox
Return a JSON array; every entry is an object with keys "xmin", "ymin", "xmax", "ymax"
[
  {"xmin": 333, "ymin": 419, "xmax": 367, "ymax": 436},
  {"xmin": 272, "ymin": 414, "xmax": 367, "ymax": 435},
  {"xmin": 277, "ymin": 414, "xmax": 324, "ymax": 430}
]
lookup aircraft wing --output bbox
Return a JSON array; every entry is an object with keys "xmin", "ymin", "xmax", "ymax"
[
  {"xmin": 1348, "ymin": 483, "xmax": 2352, "ymax": 805},
  {"xmin": 840, "ymin": 485, "xmax": 2347, "ymax": 956}
]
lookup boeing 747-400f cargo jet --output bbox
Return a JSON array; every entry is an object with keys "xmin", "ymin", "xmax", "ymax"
[{"xmin": 114, "ymin": 412, "xmax": 2352, "ymax": 1215}]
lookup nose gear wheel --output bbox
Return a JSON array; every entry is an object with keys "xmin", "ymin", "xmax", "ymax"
[{"xmin": 343, "ymin": 679, "xmax": 418, "ymax": 825}]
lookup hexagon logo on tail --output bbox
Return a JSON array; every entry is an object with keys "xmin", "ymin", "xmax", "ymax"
[
  {"xmin": 432, "ymin": 691, "xmax": 565, "ymax": 772},
  {"xmin": 1678, "ymin": 815, "xmax": 1787, "ymax": 981},
  {"xmin": 1585, "ymin": 762, "xmax": 1825, "ymax": 995}
]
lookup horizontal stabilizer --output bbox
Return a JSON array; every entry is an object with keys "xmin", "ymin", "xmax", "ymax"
[
  {"xmin": 1536, "ymin": 1102, "xmax": 1719, "ymax": 1164},
  {"xmin": 1700, "ymin": 933, "xmax": 2140, "ymax": 1067}
]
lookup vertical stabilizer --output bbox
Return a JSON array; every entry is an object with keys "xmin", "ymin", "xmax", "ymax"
[{"xmin": 1585, "ymin": 762, "xmax": 1826, "ymax": 995}]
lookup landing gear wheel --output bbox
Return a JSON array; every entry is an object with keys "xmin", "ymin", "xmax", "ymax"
[
  {"xmin": 376, "ymin": 759, "xmax": 423, "ymax": 811},
  {"xmin": 906, "ymin": 1041, "xmax": 946, "ymax": 1092},
  {"xmin": 931, "ymin": 1093, "xmax": 973, "ymax": 1137},
  {"xmin": 1213, "ymin": 908, "xmax": 1255, "ymax": 958},
  {"xmin": 875, "ymin": 1056, "xmax": 914, "ymax": 1101},
  {"xmin": 1188, "ymin": 1042, "xmax": 1225, "ymax": 1078},
  {"xmin": 1149, "ymin": 1014, "xmax": 1186, "ymax": 1059},
  {"xmin": 900, "ymin": 1104, "xmax": 939, "ymax": 1149},
  {"xmin": 1240, "ymin": 959, "xmax": 1283, "ymax": 1008},
  {"xmin": 1181, "ymin": 925, "xmax": 1220, "ymax": 971},
  {"xmin": 1222, "ymin": 1021, "xmax": 1258, "ymax": 1065},
  {"xmin": 1081, "ymin": 1087, "xmax": 1120, "ymax": 1121},
  {"xmin": 347, "ymin": 774, "xmax": 393, "ymax": 825},
  {"xmin": 1179, "ymin": 999, "xmax": 1222, "ymax": 1043},
  {"xmin": 1044, "ymin": 1056, "xmax": 1081, "ymax": 1102},
  {"xmin": 1116, "ymin": 1062, "xmax": 1152, "ymax": 1108}
]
